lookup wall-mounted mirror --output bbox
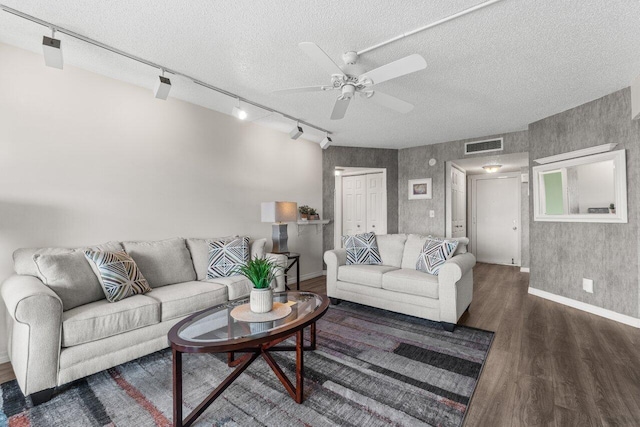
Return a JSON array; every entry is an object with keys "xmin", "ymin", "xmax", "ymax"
[{"xmin": 533, "ymin": 149, "xmax": 627, "ymax": 223}]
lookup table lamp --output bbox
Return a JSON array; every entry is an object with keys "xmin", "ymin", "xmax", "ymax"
[{"xmin": 261, "ymin": 201, "xmax": 298, "ymax": 253}]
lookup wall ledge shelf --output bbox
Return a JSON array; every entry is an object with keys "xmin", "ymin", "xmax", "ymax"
[
  {"xmin": 296, "ymin": 219, "xmax": 330, "ymax": 235},
  {"xmin": 533, "ymin": 143, "xmax": 617, "ymax": 164}
]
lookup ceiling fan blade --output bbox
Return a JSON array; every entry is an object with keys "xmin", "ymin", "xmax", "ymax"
[
  {"xmin": 330, "ymin": 97, "xmax": 351, "ymax": 120},
  {"xmin": 298, "ymin": 42, "xmax": 345, "ymax": 77},
  {"xmin": 359, "ymin": 54, "xmax": 427, "ymax": 86},
  {"xmin": 363, "ymin": 91, "xmax": 414, "ymax": 114},
  {"xmin": 273, "ymin": 86, "xmax": 330, "ymax": 94}
]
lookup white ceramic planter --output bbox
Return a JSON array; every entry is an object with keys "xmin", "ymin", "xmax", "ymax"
[{"xmin": 250, "ymin": 287, "xmax": 273, "ymax": 313}]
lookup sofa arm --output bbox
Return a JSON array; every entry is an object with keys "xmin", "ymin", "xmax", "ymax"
[
  {"xmin": 1, "ymin": 274, "xmax": 63, "ymax": 395},
  {"xmin": 438, "ymin": 253, "xmax": 476, "ymax": 324},
  {"xmin": 266, "ymin": 253, "xmax": 288, "ymax": 292},
  {"xmin": 323, "ymin": 249, "xmax": 346, "ymax": 297}
]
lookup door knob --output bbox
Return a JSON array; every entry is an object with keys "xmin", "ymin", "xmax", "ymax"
[
  {"xmin": 372, "ymin": 225, "xmax": 375, "ymax": 228},
  {"xmin": 513, "ymin": 227, "xmax": 518, "ymax": 230}
]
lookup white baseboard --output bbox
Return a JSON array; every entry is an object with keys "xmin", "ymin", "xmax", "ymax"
[
  {"xmin": 0, "ymin": 352, "xmax": 9, "ymax": 364},
  {"xmin": 520, "ymin": 267, "xmax": 530, "ymax": 273},
  {"xmin": 528, "ymin": 287, "xmax": 640, "ymax": 328},
  {"xmin": 287, "ymin": 271, "xmax": 324, "ymax": 284}
]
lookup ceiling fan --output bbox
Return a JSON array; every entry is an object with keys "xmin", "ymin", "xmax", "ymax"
[{"xmin": 274, "ymin": 42, "xmax": 427, "ymax": 120}]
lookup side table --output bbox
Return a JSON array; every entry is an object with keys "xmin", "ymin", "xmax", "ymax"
[{"xmin": 283, "ymin": 252, "xmax": 300, "ymax": 291}]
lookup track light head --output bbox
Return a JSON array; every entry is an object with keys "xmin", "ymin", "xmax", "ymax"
[
  {"xmin": 289, "ymin": 124, "xmax": 304, "ymax": 140},
  {"xmin": 42, "ymin": 35, "xmax": 63, "ymax": 69},
  {"xmin": 154, "ymin": 75, "xmax": 171, "ymax": 100},
  {"xmin": 232, "ymin": 106, "xmax": 248, "ymax": 120},
  {"xmin": 320, "ymin": 135, "xmax": 332, "ymax": 149}
]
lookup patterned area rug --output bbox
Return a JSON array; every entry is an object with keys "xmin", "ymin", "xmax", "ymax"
[{"xmin": 0, "ymin": 302, "xmax": 493, "ymax": 426}]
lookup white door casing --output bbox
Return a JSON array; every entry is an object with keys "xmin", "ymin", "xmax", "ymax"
[
  {"xmin": 451, "ymin": 166, "xmax": 467, "ymax": 238},
  {"xmin": 471, "ymin": 173, "xmax": 521, "ymax": 265}
]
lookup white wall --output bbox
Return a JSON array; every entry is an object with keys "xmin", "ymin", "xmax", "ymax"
[{"xmin": 0, "ymin": 43, "xmax": 323, "ymax": 361}]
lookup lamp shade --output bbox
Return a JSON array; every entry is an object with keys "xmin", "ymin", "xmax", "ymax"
[{"xmin": 261, "ymin": 202, "xmax": 298, "ymax": 223}]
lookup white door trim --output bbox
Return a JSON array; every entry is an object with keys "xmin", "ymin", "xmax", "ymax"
[
  {"xmin": 334, "ymin": 168, "xmax": 387, "ymax": 249},
  {"xmin": 470, "ymin": 171, "xmax": 521, "ymax": 265},
  {"xmin": 445, "ymin": 161, "xmax": 466, "ymax": 238}
]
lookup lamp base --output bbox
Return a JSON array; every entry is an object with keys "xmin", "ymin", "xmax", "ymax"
[{"xmin": 271, "ymin": 223, "xmax": 290, "ymax": 254}]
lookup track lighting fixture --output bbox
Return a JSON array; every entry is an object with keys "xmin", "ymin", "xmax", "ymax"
[
  {"xmin": 320, "ymin": 133, "xmax": 332, "ymax": 149},
  {"xmin": 232, "ymin": 99, "xmax": 247, "ymax": 120},
  {"xmin": 42, "ymin": 28, "xmax": 63, "ymax": 69},
  {"xmin": 153, "ymin": 69, "xmax": 171, "ymax": 100},
  {"xmin": 289, "ymin": 122, "xmax": 304, "ymax": 140}
]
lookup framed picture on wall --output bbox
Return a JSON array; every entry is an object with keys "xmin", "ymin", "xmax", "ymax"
[{"xmin": 408, "ymin": 178, "xmax": 432, "ymax": 200}]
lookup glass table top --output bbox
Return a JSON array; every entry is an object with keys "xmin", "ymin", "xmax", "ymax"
[{"xmin": 176, "ymin": 292, "xmax": 324, "ymax": 344}]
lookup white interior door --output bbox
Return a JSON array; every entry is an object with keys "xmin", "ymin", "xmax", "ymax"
[
  {"xmin": 451, "ymin": 166, "xmax": 467, "ymax": 238},
  {"xmin": 342, "ymin": 175, "xmax": 366, "ymax": 235},
  {"xmin": 366, "ymin": 173, "xmax": 385, "ymax": 234},
  {"xmin": 475, "ymin": 177, "xmax": 520, "ymax": 265}
]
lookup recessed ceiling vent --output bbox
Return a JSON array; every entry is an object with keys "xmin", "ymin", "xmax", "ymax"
[{"xmin": 464, "ymin": 137, "xmax": 504, "ymax": 155}]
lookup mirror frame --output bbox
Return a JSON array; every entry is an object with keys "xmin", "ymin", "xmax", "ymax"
[{"xmin": 533, "ymin": 149, "xmax": 627, "ymax": 223}]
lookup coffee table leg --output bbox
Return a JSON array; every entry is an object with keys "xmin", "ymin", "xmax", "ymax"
[
  {"xmin": 296, "ymin": 329, "xmax": 304, "ymax": 403},
  {"xmin": 310, "ymin": 322, "xmax": 317, "ymax": 350},
  {"xmin": 173, "ymin": 348, "xmax": 183, "ymax": 427}
]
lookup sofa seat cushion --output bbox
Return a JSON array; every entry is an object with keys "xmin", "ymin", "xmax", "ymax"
[
  {"xmin": 382, "ymin": 269, "xmax": 439, "ymax": 299},
  {"xmin": 62, "ymin": 295, "xmax": 160, "ymax": 347},
  {"xmin": 206, "ymin": 275, "xmax": 254, "ymax": 300},
  {"xmin": 146, "ymin": 281, "xmax": 228, "ymax": 321},
  {"xmin": 338, "ymin": 265, "xmax": 398, "ymax": 288}
]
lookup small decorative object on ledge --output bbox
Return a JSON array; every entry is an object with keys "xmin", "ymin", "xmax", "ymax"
[
  {"xmin": 298, "ymin": 205, "xmax": 310, "ymax": 220},
  {"xmin": 308, "ymin": 208, "xmax": 320, "ymax": 220},
  {"xmin": 236, "ymin": 257, "xmax": 282, "ymax": 313},
  {"xmin": 609, "ymin": 203, "xmax": 616, "ymax": 214}
]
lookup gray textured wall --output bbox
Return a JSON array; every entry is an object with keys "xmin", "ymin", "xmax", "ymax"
[
  {"xmin": 397, "ymin": 131, "xmax": 529, "ymax": 237},
  {"xmin": 528, "ymin": 88, "xmax": 640, "ymax": 317},
  {"xmin": 322, "ymin": 146, "xmax": 399, "ymax": 255}
]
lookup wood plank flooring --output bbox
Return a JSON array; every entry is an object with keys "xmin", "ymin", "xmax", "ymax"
[{"xmin": 1, "ymin": 264, "xmax": 638, "ymax": 426}]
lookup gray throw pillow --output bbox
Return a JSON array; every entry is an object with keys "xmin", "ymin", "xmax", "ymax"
[
  {"xmin": 416, "ymin": 237, "xmax": 459, "ymax": 275},
  {"xmin": 207, "ymin": 237, "xmax": 250, "ymax": 279},
  {"xmin": 84, "ymin": 250, "xmax": 152, "ymax": 302},
  {"xmin": 342, "ymin": 232, "xmax": 382, "ymax": 265},
  {"xmin": 122, "ymin": 238, "xmax": 196, "ymax": 288}
]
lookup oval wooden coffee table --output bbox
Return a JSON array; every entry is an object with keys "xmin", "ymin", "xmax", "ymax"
[{"xmin": 168, "ymin": 291, "xmax": 329, "ymax": 427}]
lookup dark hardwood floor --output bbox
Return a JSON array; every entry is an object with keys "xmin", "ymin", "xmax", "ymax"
[{"xmin": 2, "ymin": 264, "xmax": 638, "ymax": 426}]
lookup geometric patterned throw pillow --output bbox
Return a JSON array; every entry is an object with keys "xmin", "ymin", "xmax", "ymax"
[
  {"xmin": 83, "ymin": 250, "xmax": 152, "ymax": 302},
  {"xmin": 207, "ymin": 236, "xmax": 250, "ymax": 279},
  {"xmin": 416, "ymin": 236, "xmax": 459, "ymax": 275},
  {"xmin": 342, "ymin": 232, "xmax": 382, "ymax": 265}
]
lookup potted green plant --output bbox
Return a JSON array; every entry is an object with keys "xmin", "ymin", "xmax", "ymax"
[
  {"xmin": 236, "ymin": 257, "xmax": 283, "ymax": 313},
  {"xmin": 308, "ymin": 208, "xmax": 319, "ymax": 220},
  {"xmin": 298, "ymin": 205, "xmax": 310, "ymax": 220},
  {"xmin": 609, "ymin": 203, "xmax": 616, "ymax": 214}
]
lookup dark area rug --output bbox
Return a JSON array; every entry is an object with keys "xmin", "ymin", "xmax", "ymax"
[{"xmin": 0, "ymin": 302, "xmax": 493, "ymax": 426}]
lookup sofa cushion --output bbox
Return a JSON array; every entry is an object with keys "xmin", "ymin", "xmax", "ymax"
[
  {"xmin": 84, "ymin": 250, "xmax": 152, "ymax": 302},
  {"xmin": 401, "ymin": 234, "xmax": 429, "ymax": 269},
  {"xmin": 33, "ymin": 252, "xmax": 106, "ymax": 310},
  {"xmin": 146, "ymin": 281, "xmax": 227, "ymax": 321},
  {"xmin": 382, "ymin": 269, "xmax": 439, "ymax": 299},
  {"xmin": 185, "ymin": 236, "xmax": 238, "ymax": 280},
  {"xmin": 61, "ymin": 294, "xmax": 160, "ymax": 347},
  {"xmin": 342, "ymin": 232, "xmax": 382, "ymax": 265},
  {"xmin": 375, "ymin": 234, "xmax": 407, "ymax": 268},
  {"xmin": 14, "ymin": 241, "xmax": 123, "ymax": 277},
  {"xmin": 338, "ymin": 264, "xmax": 398, "ymax": 288},
  {"xmin": 207, "ymin": 237, "xmax": 250, "ymax": 279},
  {"xmin": 416, "ymin": 237, "xmax": 458, "ymax": 275},
  {"xmin": 206, "ymin": 275, "xmax": 254, "ymax": 300},
  {"xmin": 123, "ymin": 238, "xmax": 196, "ymax": 288}
]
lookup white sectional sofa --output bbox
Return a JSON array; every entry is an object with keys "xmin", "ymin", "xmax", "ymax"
[
  {"xmin": 324, "ymin": 234, "xmax": 475, "ymax": 330},
  {"xmin": 1, "ymin": 237, "xmax": 286, "ymax": 404}
]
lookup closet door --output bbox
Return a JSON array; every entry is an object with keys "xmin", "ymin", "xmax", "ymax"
[
  {"xmin": 343, "ymin": 175, "xmax": 366, "ymax": 236},
  {"xmin": 366, "ymin": 173, "xmax": 385, "ymax": 234}
]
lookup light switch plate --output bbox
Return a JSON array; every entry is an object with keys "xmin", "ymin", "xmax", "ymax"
[
  {"xmin": 583, "ymin": 278, "xmax": 594, "ymax": 293},
  {"xmin": 429, "ymin": 210, "xmax": 435, "ymax": 218}
]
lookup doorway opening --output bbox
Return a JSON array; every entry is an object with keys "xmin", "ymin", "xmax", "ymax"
[
  {"xmin": 333, "ymin": 167, "xmax": 388, "ymax": 249},
  {"xmin": 445, "ymin": 152, "xmax": 529, "ymax": 266}
]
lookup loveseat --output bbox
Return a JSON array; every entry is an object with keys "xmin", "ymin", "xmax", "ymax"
[
  {"xmin": 324, "ymin": 234, "xmax": 475, "ymax": 330},
  {"xmin": 1, "ymin": 236, "xmax": 286, "ymax": 403}
]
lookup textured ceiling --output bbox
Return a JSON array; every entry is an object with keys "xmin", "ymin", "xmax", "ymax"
[{"xmin": 1, "ymin": 1, "xmax": 640, "ymax": 148}]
